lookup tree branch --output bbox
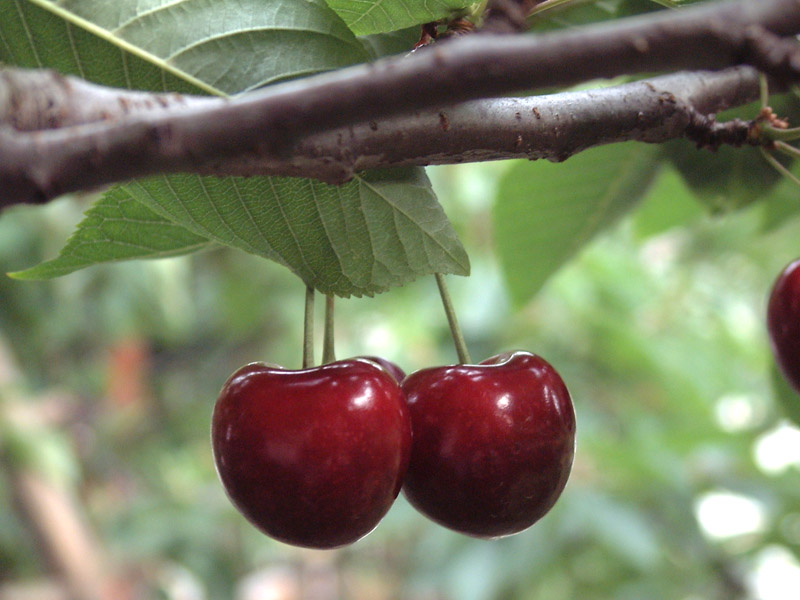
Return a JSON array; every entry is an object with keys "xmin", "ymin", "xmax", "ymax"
[
  {"xmin": 1, "ymin": 0, "xmax": 799, "ymax": 208},
  {"xmin": 0, "ymin": 67, "xmax": 769, "ymax": 208}
]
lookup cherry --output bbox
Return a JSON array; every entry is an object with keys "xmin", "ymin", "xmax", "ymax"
[
  {"xmin": 358, "ymin": 356, "xmax": 406, "ymax": 382},
  {"xmin": 401, "ymin": 350, "xmax": 575, "ymax": 538},
  {"xmin": 212, "ymin": 358, "xmax": 412, "ymax": 549},
  {"xmin": 768, "ymin": 259, "xmax": 800, "ymax": 393}
]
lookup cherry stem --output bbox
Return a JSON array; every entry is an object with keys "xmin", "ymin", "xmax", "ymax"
[
  {"xmin": 435, "ymin": 273, "xmax": 472, "ymax": 364},
  {"xmin": 303, "ymin": 285, "xmax": 315, "ymax": 368},
  {"xmin": 764, "ymin": 126, "xmax": 800, "ymax": 143},
  {"xmin": 323, "ymin": 294, "xmax": 336, "ymax": 364},
  {"xmin": 776, "ymin": 140, "xmax": 800, "ymax": 159},
  {"xmin": 761, "ymin": 147, "xmax": 800, "ymax": 187}
]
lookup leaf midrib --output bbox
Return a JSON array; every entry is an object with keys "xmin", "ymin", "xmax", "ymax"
[{"xmin": 25, "ymin": 0, "xmax": 225, "ymax": 95}]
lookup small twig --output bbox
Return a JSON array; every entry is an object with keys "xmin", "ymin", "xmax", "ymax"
[{"xmin": 684, "ymin": 109, "xmax": 755, "ymax": 150}]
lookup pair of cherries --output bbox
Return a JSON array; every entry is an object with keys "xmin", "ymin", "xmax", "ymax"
[
  {"xmin": 209, "ymin": 257, "xmax": 800, "ymax": 550},
  {"xmin": 211, "ymin": 351, "xmax": 576, "ymax": 549}
]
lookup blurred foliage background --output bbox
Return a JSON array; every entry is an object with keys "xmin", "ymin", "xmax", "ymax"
[{"xmin": 3, "ymin": 144, "xmax": 800, "ymax": 600}]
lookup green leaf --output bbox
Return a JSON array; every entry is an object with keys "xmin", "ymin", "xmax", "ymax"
[
  {"xmin": 493, "ymin": 143, "xmax": 661, "ymax": 305},
  {"xmin": 0, "ymin": 0, "xmax": 368, "ymax": 93},
  {"xmin": 119, "ymin": 168, "xmax": 469, "ymax": 297},
  {"xmin": 9, "ymin": 188, "xmax": 214, "ymax": 280},
  {"xmin": 326, "ymin": 0, "xmax": 468, "ymax": 36},
  {"xmin": 3, "ymin": 0, "xmax": 465, "ymax": 296}
]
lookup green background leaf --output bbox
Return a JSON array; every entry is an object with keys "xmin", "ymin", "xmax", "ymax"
[
  {"xmin": 631, "ymin": 165, "xmax": 704, "ymax": 240},
  {"xmin": 493, "ymin": 143, "xmax": 661, "ymax": 305}
]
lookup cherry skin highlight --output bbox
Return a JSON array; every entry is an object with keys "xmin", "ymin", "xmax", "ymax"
[
  {"xmin": 212, "ymin": 358, "xmax": 412, "ymax": 549},
  {"xmin": 401, "ymin": 350, "xmax": 575, "ymax": 538},
  {"xmin": 768, "ymin": 259, "xmax": 800, "ymax": 393}
]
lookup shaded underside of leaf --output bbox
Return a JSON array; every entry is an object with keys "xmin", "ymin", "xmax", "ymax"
[
  {"xmin": 10, "ymin": 188, "xmax": 214, "ymax": 280},
  {"xmin": 121, "ymin": 168, "xmax": 469, "ymax": 297},
  {"xmin": 493, "ymin": 142, "xmax": 661, "ymax": 306},
  {"xmin": 10, "ymin": 167, "xmax": 470, "ymax": 295},
  {"xmin": 326, "ymin": 0, "xmax": 468, "ymax": 36}
]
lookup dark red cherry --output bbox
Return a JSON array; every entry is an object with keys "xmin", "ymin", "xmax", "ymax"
[
  {"xmin": 401, "ymin": 350, "xmax": 575, "ymax": 538},
  {"xmin": 768, "ymin": 259, "xmax": 800, "ymax": 393},
  {"xmin": 212, "ymin": 358, "xmax": 412, "ymax": 549}
]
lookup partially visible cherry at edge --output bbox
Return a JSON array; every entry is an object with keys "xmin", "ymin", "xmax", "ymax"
[{"xmin": 768, "ymin": 259, "xmax": 800, "ymax": 393}]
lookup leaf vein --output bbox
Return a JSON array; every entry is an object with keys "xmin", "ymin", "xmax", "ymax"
[{"xmin": 12, "ymin": 0, "xmax": 44, "ymax": 67}]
